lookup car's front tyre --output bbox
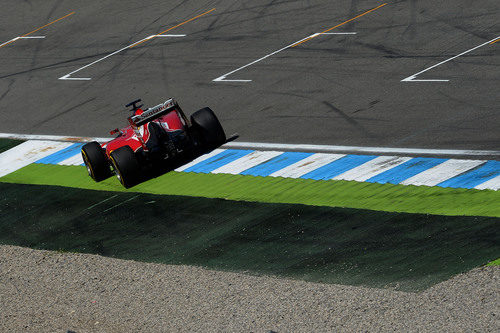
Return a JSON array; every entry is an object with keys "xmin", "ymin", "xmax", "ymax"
[
  {"xmin": 81, "ymin": 141, "xmax": 112, "ymax": 182},
  {"xmin": 109, "ymin": 146, "xmax": 141, "ymax": 188}
]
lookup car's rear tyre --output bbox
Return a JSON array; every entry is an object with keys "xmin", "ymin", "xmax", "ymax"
[
  {"xmin": 190, "ymin": 107, "xmax": 226, "ymax": 151},
  {"xmin": 109, "ymin": 146, "xmax": 141, "ymax": 188},
  {"xmin": 81, "ymin": 141, "xmax": 111, "ymax": 182}
]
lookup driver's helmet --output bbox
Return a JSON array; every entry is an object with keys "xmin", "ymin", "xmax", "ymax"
[{"xmin": 133, "ymin": 108, "xmax": 144, "ymax": 116}]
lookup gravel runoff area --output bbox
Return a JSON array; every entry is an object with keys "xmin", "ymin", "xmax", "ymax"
[{"xmin": 1, "ymin": 245, "xmax": 498, "ymax": 332}]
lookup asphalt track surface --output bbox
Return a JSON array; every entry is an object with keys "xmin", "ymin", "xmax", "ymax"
[{"xmin": 0, "ymin": 0, "xmax": 499, "ymax": 150}]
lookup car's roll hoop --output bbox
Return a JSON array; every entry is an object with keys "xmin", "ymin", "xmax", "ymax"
[{"xmin": 125, "ymin": 99, "xmax": 144, "ymax": 113}]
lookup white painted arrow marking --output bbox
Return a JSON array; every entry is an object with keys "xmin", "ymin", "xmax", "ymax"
[
  {"xmin": 59, "ymin": 34, "xmax": 186, "ymax": 80},
  {"xmin": 402, "ymin": 36, "xmax": 500, "ymax": 82},
  {"xmin": 0, "ymin": 36, "xmax": 45, "ymax": 48},
  {"xmin": 213, "ymin": 33, "xmax": 356, "ymax": 83}
]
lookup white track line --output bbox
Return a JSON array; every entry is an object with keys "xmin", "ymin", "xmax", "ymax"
[
  {"xmin": 213, "ymin": 32, "xmax": 355, "ymax": 82},
  {"xmin": 270, "ymin": 153, "xmax": 344, "ymax": 178},
  {"xmin": 402, "ymin": 36, "xmax": 500, "ymax": 82},
  {"xmin": 156, "ymin": 34, "xmax": 186, "ymax": 37},
  {"xmin": 211, "ymin": 150, "xmax": 282, "ymax": 174},
  {"xmin": 59, "ymin": 34, "xmax": 186, "ymax": 80},
  {"xmin": 0, "ymin": 140, "xmax": 72, "ymax": 177},
  {"xmin": 320, "ymin": 32, "xmax": 357, "ymax": 35},
  {"xmin": 225, "ymin": 141, "xmax": 500, "ymax": 157},
  {"xmin": 0, "ymin": 36, "xmax": 45, "ymax": 48},
  {"xmin": 1, "ymin": 133, "xmax": 499, "ymax": 157},
  {"xmin": 475, "ymin": 175, "xmax": 500, "ymax": 190},
  {"xmin": 213, "ymin": 35, "xmax": 315, "ymax": 82},
  {"xmin": 18, "ymin": 36, "xmax": 45, "ymax": 39},
  {"xmin": 174, "ymin": 148, "xmax": 225, "ymax": 172},
  {"xmin": 0, "ymin": 133, "xmax": 111, "ymax": 142},
  {"xmin": 332, "ymin": 155, "xmax": 411, "ymax": 181},
  {"xmin": 0, "ymin": 38, "xmax": 19, "ymax": 48},
  {"xmin": 400, "ymin": 159, "xmax": 485, "ymax": 186}
]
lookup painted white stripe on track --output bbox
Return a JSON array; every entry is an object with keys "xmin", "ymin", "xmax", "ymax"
[
  {"xmin": 0, "ymin": 140, "xmax": 72, "ymax": 177},
  {"xmin": 332, "ymin": 155, "xmax": 412, "ymax": 181},
  {"xmin": 270, "ymin": 153, "xmax": 345, "ymax": 179},
  {"xmin": 213, "ymin": 34, "xmax": 318, "ymax": 82},
  {"xmin": 59, "ymin": 34, "xmax": 187, "ymax": 80},
  {"xmin": 400, "ymin": 159, "xmax": 485, "ymax": 187},
  {"xmin": 0, "ymin": 37, "xmax": 19, "ymax": 48},
  {"xmin": 18, "ymin": 36, "xmax": 45, "ymax": 39},
  {"xmin": 211, "ymin": 150, "xmax": 283, "ymax": 175},
  {"xmin": 59, "ymin": 153, "xmax": 84, "ymax": 166},
  {"xmin": 402, "ymin": 36, "xmax": 500, "ymax": 82},
  {"xmin": 474, "ymin": 175, "xmax": 500, "ymax": 191},
  {"xmin": 0, "ymin": 133, "xmax": 111, "ymax": 143},
  {"xmin": 174, "ymin": 149, "xmax": 225, "ymax": 172},
  {"xmin": 224, "ymin": 141, "xmax": 500, "ymax": 157}
]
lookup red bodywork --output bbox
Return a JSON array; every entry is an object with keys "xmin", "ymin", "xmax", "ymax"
[{"xmin": 103, "ymin": 108, "xmax": 185, "ymax": 156}]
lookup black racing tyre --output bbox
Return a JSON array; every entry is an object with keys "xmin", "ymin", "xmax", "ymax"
[
  {"xmin": 190, "ymin": 107, "xmax": 226, "ymax": 151},
  {"xmin": 109, "ymin": 146, "xmax": 141, "ymax": 188},
  {"xmin": 81, "ymin": 141, "xmax": 111, "ymax": 182}
]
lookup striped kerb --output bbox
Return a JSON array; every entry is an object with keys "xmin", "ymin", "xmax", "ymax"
[
  {"xmin": 438, "ymin": 160, "xmax": 500, "ymax": 189},
  {"xmin": 183, "ymin": 149, "xmax": 252, "ymax": 173},
  {"xmin": 366, "ymin": 157, "xmax": 447, "ymax": 185}
]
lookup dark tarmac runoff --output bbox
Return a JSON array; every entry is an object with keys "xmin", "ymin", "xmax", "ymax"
[{"xmin": 0, "ymin": 0, "xmax": 498, "ymax": 150}]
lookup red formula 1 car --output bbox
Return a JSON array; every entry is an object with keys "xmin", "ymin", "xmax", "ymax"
[{"xmin": 81, "ymin": 98, "xmax": 237, "ymax": 188}]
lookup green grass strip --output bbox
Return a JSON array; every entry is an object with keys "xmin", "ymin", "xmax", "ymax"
[
  {"xmin": 486, "ymin": 258, "xmax": 500, "ymax": 266},
  {"xmin": 1, "ymin": 182, "xmax": 498, "ymax": 292},
  {"xmin": 1, "ymin": 163, "xmax": 499, "ymax": 217}
]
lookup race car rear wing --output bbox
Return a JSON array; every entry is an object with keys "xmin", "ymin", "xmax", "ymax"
[{"xmin": 129, "ymin": 99, "xmax": 179, "ymax": 127}]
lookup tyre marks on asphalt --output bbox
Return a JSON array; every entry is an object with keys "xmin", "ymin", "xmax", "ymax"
[
  {"xmin": 59, "ymin": 8, "xmax": 215, "ymax": 80},
  {"xmin": 213, "ymin": 3, "xmax": 387, "ymax": 82}
]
